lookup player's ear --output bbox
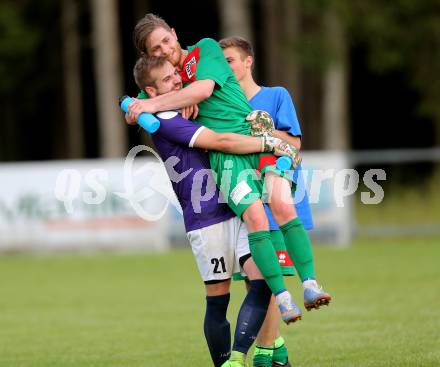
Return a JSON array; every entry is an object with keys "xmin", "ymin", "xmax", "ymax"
[
  {"xmin": 145, "ymin": 86, "xmax": 157, "ymax": 98},
  {"xmin": 246, "ymin": 56, "xmax": 254, "ymax": 70}
]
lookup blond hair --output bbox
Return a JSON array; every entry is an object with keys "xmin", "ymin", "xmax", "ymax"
[{"xmin": 133, "ymin": 13, "xmax": 171, "ymax": 54}]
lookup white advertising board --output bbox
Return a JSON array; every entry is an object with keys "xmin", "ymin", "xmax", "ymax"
[
  {"xmin": 299, "ymin": 151, "xmax": 355, "ymax": 245},
  {"xmin": 0, "ymin": 149, "xmax": 361, "ymax": 252},
  {"xmin": 0, "ymin": 151, "xmax": 182, "ymax": 252}
]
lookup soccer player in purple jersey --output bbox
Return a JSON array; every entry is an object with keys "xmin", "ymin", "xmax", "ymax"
[{"xmin": 129, "ymin": 55, "xmax": 302, "ymax": 367}]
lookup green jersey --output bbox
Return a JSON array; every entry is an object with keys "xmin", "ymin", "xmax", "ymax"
[
  {"xmin": 181, "ymin": 38, "xmax": 253, "ymax": 135},
  {"xmin": 138, "ymin": 38, "xmax": 252, "ymax": 135},
  {"xmin": 135, "ymin": 39, "xmax": 281, "ymax": 217}
]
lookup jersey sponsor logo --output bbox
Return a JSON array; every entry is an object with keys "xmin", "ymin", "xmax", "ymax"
[
  {"xmin": 276, "ymin": 250, "xmax": 294, "ymax": 266},
  {"xmin": 180, "ymin": 47, "xmax": 200, "ymax": 83},
  {"xmin": 186, "ymin": 57, "xmax": 196, "ymax": 79},
  {"xmin": 230, "ymin": 180, "xmax": 252, "ymax": 206}
]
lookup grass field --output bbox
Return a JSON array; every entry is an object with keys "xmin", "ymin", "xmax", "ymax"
[
  {"xmin": 355, "ymin": 167, "xmax": 440, "ymax": 227},
  {"xmin": 1, "ymin": 237, "xmax": 440, "ymax": 367}
]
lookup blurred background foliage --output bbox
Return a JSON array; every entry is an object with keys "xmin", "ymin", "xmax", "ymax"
[{"xmin": 0, "ymin": 0, "xmax": 439, "ymax": 227}]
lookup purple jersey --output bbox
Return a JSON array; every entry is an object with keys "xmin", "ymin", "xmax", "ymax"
[{"xmin": 151, "ymin": 111, "xmax": 234, "ymax": 232}]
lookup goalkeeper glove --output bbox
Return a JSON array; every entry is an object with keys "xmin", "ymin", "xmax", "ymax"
[{"xmin": 261, "ymin": 136, "xmax": 302, "ymax": 169}]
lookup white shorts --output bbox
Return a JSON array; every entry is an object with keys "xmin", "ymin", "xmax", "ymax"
[{"xmin": 187, "ymin": 217, "xmax": 250, "ymax": 282}]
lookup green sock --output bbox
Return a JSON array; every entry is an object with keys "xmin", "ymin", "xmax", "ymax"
[
  {"xmin": 253, "ymin": 346, "xmax": 273, "ymax": 367},
  {"xmin": 272, "ymin": 336, "xmax": 289, "ymax": 365},
  {"xmin": 248, "ymin": 231, "xmax": 286, "ymax": 294},
  {"xmin": 280, "ymin": 218, "xmax": 316, "ymax": 281}
]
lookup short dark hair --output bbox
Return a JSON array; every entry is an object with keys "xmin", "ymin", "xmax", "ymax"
[
  {"xmin": 133, "ymin": 13, "xmax": 172, "ymax": 54},
  {"xmin": 219, "ymin": 36, "xmax": 254, "ymax": 59},
  {"xmin": 133, "ymin": 56, "xmax": 168, "ymax": 90}
]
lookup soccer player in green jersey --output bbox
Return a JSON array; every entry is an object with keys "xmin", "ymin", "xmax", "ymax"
[
  {"xmin": 220, "ymin": 35, "xmax": 331, "ymax": 367},
  {"xmin": 126, "ymin": 15, "xmax": 315, "ymax": 366}
]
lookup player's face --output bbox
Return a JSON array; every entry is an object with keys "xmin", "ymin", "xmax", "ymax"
[
  {"xmin": 223, "ymin": 47, "xmax": 250, "ymax": 82},
  {"xmin": 149, "ymin": 61, "xmax": 183, "ymax": 97},
  {"xmin": 146, "ymin": 27, "xmax": 182, "ymax": 68}
]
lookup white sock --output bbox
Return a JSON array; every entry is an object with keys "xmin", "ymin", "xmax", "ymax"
[
  {"xmin": 275, "ymin": 290, "xmax": 292, "ymax": 308},
  {"xmin": 302, "ymin": 279, "xmax": 318, "ymax": 290}
]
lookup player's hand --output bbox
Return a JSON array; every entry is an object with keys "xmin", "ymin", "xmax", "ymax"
[
  {"xmin": 125, "ymin": 112, "xmax": 137, "ymax": 125},
  {"xmin": 246, "ymin": 110, "xmax": 275, "ymax": 137},
  {"xmin": 181, "ymin": 104, "xmax": 199, "ymax": 120},
  {"xmin": 264, "ymin": 137, "xmax": 302, "ymax": 169},
  {"xmin": 275, "ymin": 142, "xmax": 302, "ymax": 169},
  {"xmin": 127, "ymin": 98, "xmax": 156, "ymax": 118},
  {"xmin": 261, "ymin": 136, "xmax": 282, "ymax": 153}
]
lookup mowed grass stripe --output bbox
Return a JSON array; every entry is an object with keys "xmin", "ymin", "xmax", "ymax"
[{"xmin": 0, "ymin": 237, "xmax": 439, "ymax": 366}]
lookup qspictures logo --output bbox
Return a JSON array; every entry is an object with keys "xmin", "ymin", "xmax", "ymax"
[{"xmin": 54, "ymin": 146, "xmax": 386, "ymax": 222}]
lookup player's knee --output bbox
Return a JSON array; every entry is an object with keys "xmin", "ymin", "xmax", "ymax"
[
  {"xmin": 270, "ymin": 201, "xmax": 295, "ymax": 224},
  {"xmin": 243, "ymin": 206, "xmax": 269, "ymax": 231},
  {"xmin": 205, "ymin": 280, "xmax": 231, "ymax": 296},
  {"xmin": 242, "ymin": 257, "xmax": 264, "ymax": 281}
]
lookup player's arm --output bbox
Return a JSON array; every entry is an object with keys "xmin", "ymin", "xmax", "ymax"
[
  {"xmin": 193, "ymin": 129, "xmax": 264, "ymax": 154},
  {"xmin": 193, "ymin": 128, "xmax": 292, "ymax": 156},
  {"xmin": 271, "ymin": 130, "xmax": 301, "ymax": 150},
  {"xmin": 125, "ymin": 105, "xmax": 198, "ymax": 125},
  {"xmin": 128, "ymin": 80, "xmax": 214, "ymax": 117},
  {"xmin": 156, "ymin": 112, "xmax": 286, "ymax": 155}
]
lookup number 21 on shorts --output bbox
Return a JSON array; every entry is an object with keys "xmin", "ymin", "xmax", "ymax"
[{"xmin": 211, "ymin": 257, "xmax": 226, "ymax": 274}]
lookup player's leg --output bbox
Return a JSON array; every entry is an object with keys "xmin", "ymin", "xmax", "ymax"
[
  {"xmin": 264, "ymin": 171, "xmax": 315, "ymax": 280},
  {"xmin": 223, "ymin": 256, "xmax": 272, "ymax": 367},
  {"xmin": 215, "ymin": 153, "xmax": 300, "ymax": 324},
  {"xmin": 254, "ymin": 295, "xmax": 284, "ymax": 347},
  {"xmin": 242, "ymin": 201, "xmax": 284, "ymax": 295},
  {"xmin": 252, "ymin": 299, "xmax": 291, "ymax": 367},
  {"xmin": 205, "ymin": 280, "xmax": 232, "ymax": 367},
  {"xmin": 188, "ymin": 222, "xmax": 238, "ymax": 367},
  {"xmin": 272, "ymin": 336, "xmax": 291, "ymax": 367},
  {"xmin": 229, "ymin": 231, "xmax": 294, "ymax": 367},
  {"xmin": 254, "ymin": 231, "xmax": 293, "ymax": 367},
  {"xmin": 264, "ymin": 172, "xmax": 331, "ymax": 310},
  {"xmin": 242, "ymin": 201, "xmax": 301, "ymax": 324},
  {"xmin": 252, "ymin": 295, "xmax": 280, "ymax": 367},
  {"xmin": 220, "ymin": 217, "xmax": 272, "ymax": 367}
]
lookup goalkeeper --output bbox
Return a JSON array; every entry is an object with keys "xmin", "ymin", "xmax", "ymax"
[{"xmin": 220, "ymin": 36, "xmax": 332, "ymax": 367}]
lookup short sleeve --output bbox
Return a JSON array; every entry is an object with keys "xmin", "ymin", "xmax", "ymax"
[
  {"xmin": 275, "ymin": 88, "xmax": 302, "ymax": 137},
  {"xmin": 155, "ymin": 111, "xmax": 205, "ymax": 147},
  {"xmin": 195, "ymin": 38, "xmax": 231, "ymax": 88}
]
